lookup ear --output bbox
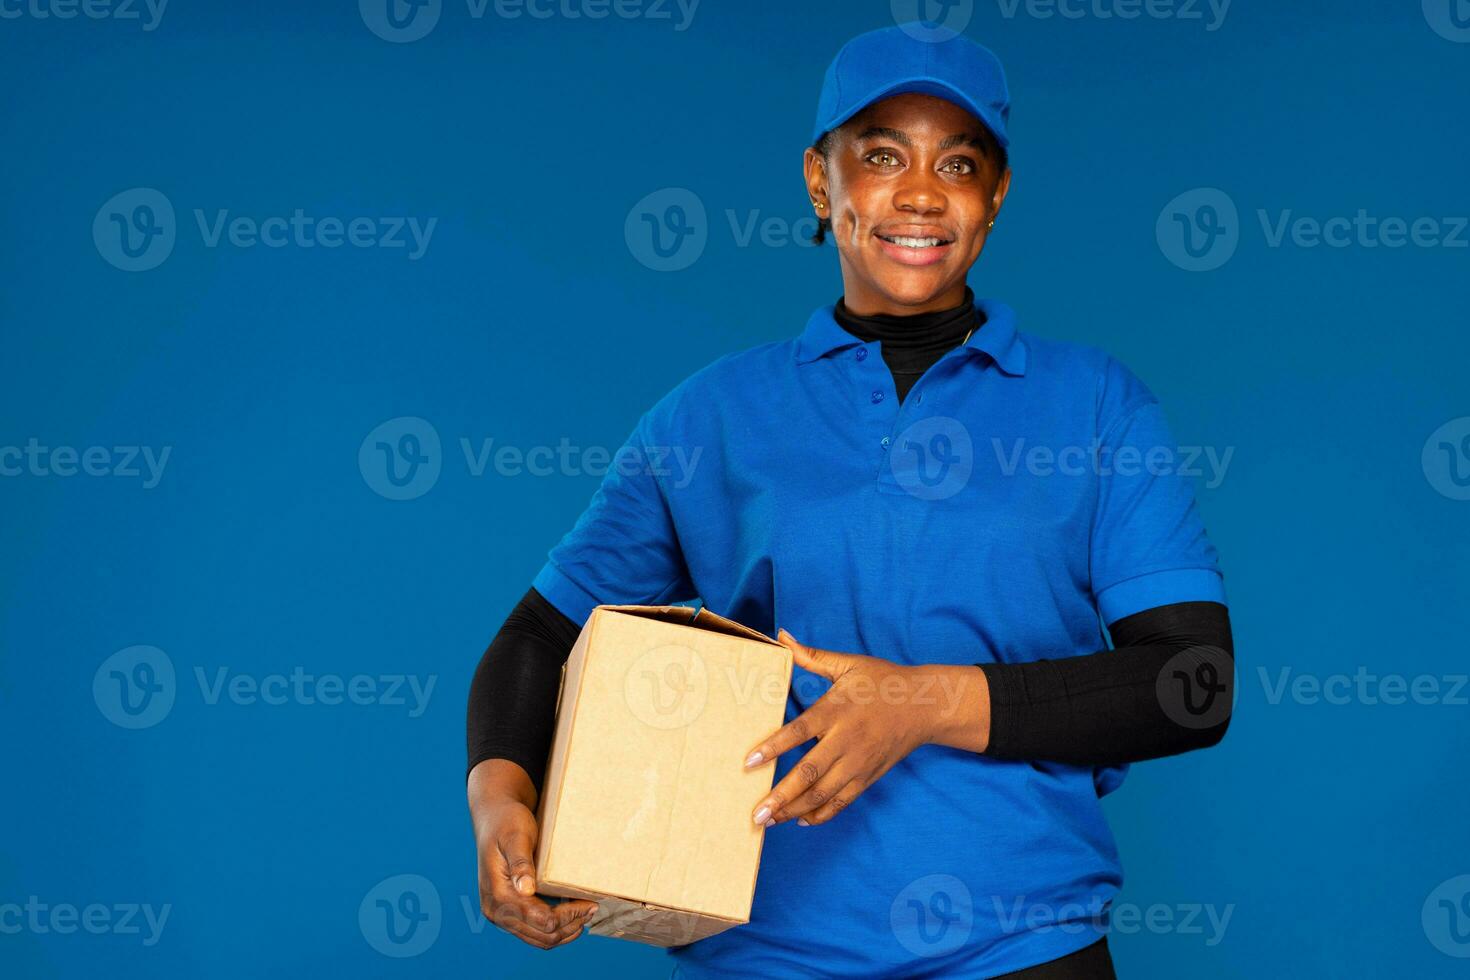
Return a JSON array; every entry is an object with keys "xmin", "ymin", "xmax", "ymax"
[
  {"xmin": 803, "ymin": 146, "xmax": 828, "ymax": 212},
  {"xmin": 989, "ymin": 165, "xmax": 1013, "ymax": 225}
]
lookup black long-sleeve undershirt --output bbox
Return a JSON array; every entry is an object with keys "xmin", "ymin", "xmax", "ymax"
[{"xmin": 465, "ymin": 588, "xmax": 1234, "ymax": 796}]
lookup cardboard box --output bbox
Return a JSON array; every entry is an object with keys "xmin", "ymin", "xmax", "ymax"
[{"xmin": 534, "ymin": 603, "xmax": 792, "ymax": 946}]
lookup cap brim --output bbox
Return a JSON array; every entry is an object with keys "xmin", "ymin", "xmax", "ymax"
[{"xmin": 815, "ymin": 77, "xmax": 1009, "ymax": 150}]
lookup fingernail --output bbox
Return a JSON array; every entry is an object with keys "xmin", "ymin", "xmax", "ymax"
[
  {"xmin": 744, "ymin": 750, "xmax": 763, "ymax": 768},
  {"xmin": 762, "ymin": 817, "xmax": 775, "ymax": 828},
  {"xmin": 797, "ymin": 818, "xmax": 810, "ymax": 827},
  {"xmin": 777, "ymin": 628, "xmax": 791, "ymax": 641},
  {"xmin": 514, "ymin": 875, "xmax": 532, "ymax": 894},
  {"xmin": 752, "ymin": 805, "xmax": 771, "ymax": 824}
]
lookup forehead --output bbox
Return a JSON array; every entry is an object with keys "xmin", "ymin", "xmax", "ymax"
[{"xmin": 845, "ymin": 92, "xmax": 986, "ymax": 138}]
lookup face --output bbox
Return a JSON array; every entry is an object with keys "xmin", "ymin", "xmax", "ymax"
[{"xmin": 804, "ymin": 92, "xmax": 1011, "ymax": 316}]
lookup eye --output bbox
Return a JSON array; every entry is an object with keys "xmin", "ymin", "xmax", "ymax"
[
  {"xmin": 866, "ymin": 150, "xmax": 902, "ymax": 168},
  {"xmin": 941, "ymin": 158, "xmax": 976, "ymax": 176}
]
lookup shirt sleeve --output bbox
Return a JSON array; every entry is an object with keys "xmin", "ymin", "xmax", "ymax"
[
  {"xmin": 1089, "ymin": 357, "xmax": 1226, "ymax": 625},
  {"xmin": 531, "ymin": 408, "xmax": 697, "ymax": 626}
]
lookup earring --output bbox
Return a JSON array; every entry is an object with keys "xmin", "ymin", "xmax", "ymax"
[
  {"xmin": 987, "ymin": 219, "xmax": 995, "ymax": 229},
  {"xmin": 813, "ymin": 200, "xmax": 826, "ymax": 209}
]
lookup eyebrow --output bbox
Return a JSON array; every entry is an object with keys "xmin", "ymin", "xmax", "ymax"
[{"xmin": 853, "ymin": 126, "xmax": 986, "ymax": 151}]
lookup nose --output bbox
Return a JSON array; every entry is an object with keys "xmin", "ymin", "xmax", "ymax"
[{"xmin": 892, "ymin": 168, "xmax": 948, "ymax": 216}]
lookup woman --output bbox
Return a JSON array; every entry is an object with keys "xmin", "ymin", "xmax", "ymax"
[{"xmin": 466, "ymin": 23, "xmax": 1233, "ymax": 979}]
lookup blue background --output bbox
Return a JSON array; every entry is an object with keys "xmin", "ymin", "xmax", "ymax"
[{"xmin": 3, "ymin": 0, "xmax": 1468, "ymax": 976}]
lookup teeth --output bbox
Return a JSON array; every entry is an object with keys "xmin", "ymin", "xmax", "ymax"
[{"xmin": 884, "ymin": 236, "xmax": 944, "ymax": 248}]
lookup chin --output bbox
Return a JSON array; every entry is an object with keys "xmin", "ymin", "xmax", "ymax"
[{"xmin": 872, "ymin": 267, "xmax": 956, "ymax": 308}]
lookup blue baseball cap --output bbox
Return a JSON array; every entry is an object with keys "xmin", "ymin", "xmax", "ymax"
[{"xmin": 812, "ymin": 24, "xmax": 1011, "ymax": 151}]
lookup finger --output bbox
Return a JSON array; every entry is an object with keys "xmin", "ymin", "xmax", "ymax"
[
  {"xmin": 795, "ymin": 773, "xmax": 868, "ymax": 826},
  {"xmin": 752, "ymin": 741, "xmax": 841, "ymax": 826},
  {"xmin": 777, "ymin": 628, "xmax": 849, "ymax": 681},
  {"xmin": 503, "ymin": 904, "xmax": 595, "ymax": 949},
  {"xmin": 496, "ymin": 826, "xmax": 540, "ymax": 899},
  {"xmin": 494, "ymin": 905, "xmax": 573, "ymax": 949},
  {"xmin": 743, "ymin": 705, "xmax": 827, "ymax": 771},
  {"xmin": 774, "ymin": 759, "xmax": 862, "ymax": 824}
]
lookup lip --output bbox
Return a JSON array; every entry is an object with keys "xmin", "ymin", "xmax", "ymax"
[{"xmin": 874, "ymin": 227, "xmax": 955, "ymax": 267}]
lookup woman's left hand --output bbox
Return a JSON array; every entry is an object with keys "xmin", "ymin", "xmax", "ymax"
[{"xmin": 744, "ymin": 628, "xmax": 989, "ymax": 828}]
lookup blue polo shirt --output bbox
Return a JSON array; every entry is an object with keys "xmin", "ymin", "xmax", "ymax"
[{"xmin": 532, "ymin": 297, "xmax": 1226, "ymax": 978}]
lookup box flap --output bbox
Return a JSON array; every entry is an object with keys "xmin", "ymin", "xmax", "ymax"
[{"xmin": 599, "ymin": 603, "xmax": 782, "ymax": 647}]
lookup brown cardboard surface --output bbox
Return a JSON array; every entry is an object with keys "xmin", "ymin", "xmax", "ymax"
[{"xmin": 534, "ymin": 604, "xmax": 791, "ymax": 946}]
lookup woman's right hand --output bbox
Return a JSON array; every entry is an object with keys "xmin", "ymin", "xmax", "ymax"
[{"xmin": 468, "ymin": 759, "xmax": 600, "ymax": 949}]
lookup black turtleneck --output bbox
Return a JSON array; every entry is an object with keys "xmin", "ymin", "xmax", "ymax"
[{"xmin": 832, "ymin": 285, "xmax": 984, "ymax": 403}]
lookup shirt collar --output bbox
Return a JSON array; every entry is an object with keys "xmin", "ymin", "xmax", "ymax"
[{"xmin": 794, "ymin": 296, "xmax": 1027, "ymax": 376}]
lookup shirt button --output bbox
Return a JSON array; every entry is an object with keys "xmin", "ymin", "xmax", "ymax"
[
  {"xmin": 855, "ymin": 347, "xmax": 868, "ymax": 361},
  {"xmin": 880, "ymin": 436, "xmax": 891, "ymax": 449},
  {"xmin": 871, "ymin": 390, "xmax": 884, "ymax": 404}
]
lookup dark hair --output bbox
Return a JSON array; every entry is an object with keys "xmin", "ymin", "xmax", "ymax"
[{"xmin": 807, "ymin": 123, "xmax": 1010, "ymax": 246}]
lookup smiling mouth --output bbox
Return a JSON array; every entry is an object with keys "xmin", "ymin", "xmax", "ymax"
[
  {"xmin": 876, "ymin": 234, "xmax": 953, "ymax": 248},
  {"xmin": 874, "ymin": 230, "xmax": 955, "ymax": 266}
]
